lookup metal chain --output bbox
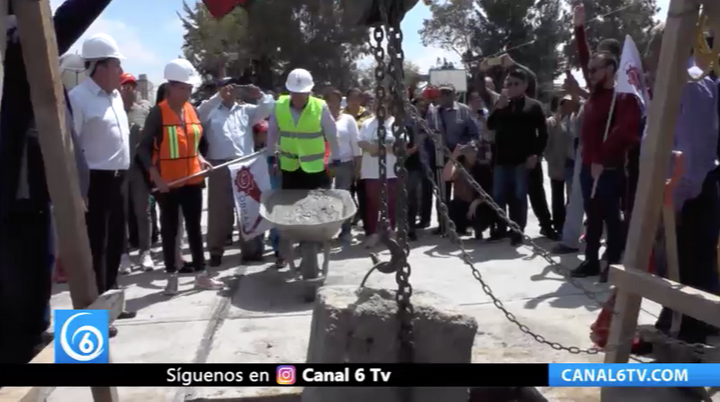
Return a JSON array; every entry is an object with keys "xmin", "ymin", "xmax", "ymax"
[
  {"xmin": 386, "ymin": 21, "xmax": 415, "ymax": 369},
  {"xmin": 402, "ymin": 106, "xmax": 710, "ymax": 358},
  {"xmin": 372, "ymin": 26, "xmax": 389, "ymax": 232}
]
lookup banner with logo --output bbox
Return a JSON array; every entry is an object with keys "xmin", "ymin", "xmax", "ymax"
[
  {"xmin": 228, "ymin": 152, "xmax": 273, "ymax": 240},
  {"xmin": 616, "ymin": 34, "xmax": 650, "ymax": 114}
]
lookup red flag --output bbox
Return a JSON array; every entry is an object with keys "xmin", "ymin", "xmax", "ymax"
[{"xmin": 202, "ymin": 0, "xmax": 251, "ymax": 19}]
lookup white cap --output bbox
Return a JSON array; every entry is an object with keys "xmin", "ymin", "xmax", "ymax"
[
  {"xmin": 286, "ymin": 68, "xmax": 314, "ymax": 93},
  {"xmin": 60, "ymin": 53, "xmax": 85, "ymax": 72},
  {"xmin": 163, "ymin": 58, "xmax": 201, "ymax": 87},
  {"xmin": 81, "ymin": 33, "xmax": 124, "ymax": 60}
]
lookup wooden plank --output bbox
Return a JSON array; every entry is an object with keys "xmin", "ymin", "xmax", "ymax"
[
  {"xmin": 662, "ymin": 206, "xmax": 682, "ymax": 336},
  {"xmin": 603, "ymin": 0, "xmax": 701, "ymax": 370},
  {"xmin": 0, "ymin": 290, "xmax": 124, "ymax": 402},
  {"xmin": 609, "ymin": 264, "xmax": 720, "ymax": 328},
  {"xmin": 13, "ymin": 0, "xmax": 98, "ymax": 309},
  {"xmin": 0, "ymin": 0, "xmax": 8, "ymax": 106}
]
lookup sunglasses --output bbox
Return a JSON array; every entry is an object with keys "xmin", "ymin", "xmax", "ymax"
[{"xmin": 505, "ymin": 81, "xmax": 523, "ymax": 87}]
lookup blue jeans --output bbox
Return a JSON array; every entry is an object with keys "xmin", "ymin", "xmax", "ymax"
[
  {"xmin": 493, "ymin": 164, "xmax": 530, "ymax": 233},
  {"xmin": 580, "ymin": 165, "xmax": 624, "ymax": 262},
  {"xmin": 268, "ymin": 163, "xmax": 281, "ymax": 256}
]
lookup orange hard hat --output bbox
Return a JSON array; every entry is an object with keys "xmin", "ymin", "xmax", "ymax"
[{"xmin": 121, "ymin": 73, "xmax": 137, "ymax": 86}]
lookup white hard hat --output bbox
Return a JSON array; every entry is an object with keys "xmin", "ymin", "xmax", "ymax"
[
  {"xmin": 81, "ymin": 33, "xmax": 124, "ymax": 60},
  {"xmin": 60, "ymin": 53, "xmax": 85, "ymax": 72},
  {"xmin": 59, "ymin": 53, "xmax": 88, "ymax": 90},
  {"xmin": 286, "ymin": 68, "xmax": 314, "ymax": 93},
  {"xmin": 163, "ymin": 58, "xmax": 202, "ymax": 87}
]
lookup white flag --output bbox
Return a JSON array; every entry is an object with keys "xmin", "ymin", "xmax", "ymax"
[
  {"xmin": 616, "ymin": 35, "xmax": 651, "ymax": 114},
  {"xmin": 228, "ymin": 152, "xmax": 273, "ymax": 240}
]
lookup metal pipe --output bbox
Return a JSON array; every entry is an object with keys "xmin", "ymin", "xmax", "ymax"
[{"xmin": 151, "ymin": 148, "xmax": 267, "ymax": 193}]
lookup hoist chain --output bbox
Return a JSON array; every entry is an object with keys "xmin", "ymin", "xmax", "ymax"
[
  {"xmin": 402, "ymin": 106, "xmax": 710, "ymax": 359},
  {"xmin": 371, "ymin": 4, "xmax": 414, "ymax": 402},
  {"xmin": 386, "ymin": 20, "xmax": 415, "ymax": 368}
]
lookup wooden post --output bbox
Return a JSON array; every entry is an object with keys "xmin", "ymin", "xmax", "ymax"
[
  {"xmin": 604, "ymin": 0, "xmax": 700, "ymax": 366},
  {"xmin": 13, "ymin": 0, "xmax": 98, "ymax": 309}
]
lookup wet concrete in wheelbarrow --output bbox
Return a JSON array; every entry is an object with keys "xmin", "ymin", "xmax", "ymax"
[{"xmin": 266, "ymin": 190, "xmax": 345, "ymax": 226}]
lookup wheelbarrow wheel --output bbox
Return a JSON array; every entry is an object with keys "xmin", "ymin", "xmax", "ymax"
[{"xmin": 299, "ymin": 242, "xmax": 320, "ymax": 302}]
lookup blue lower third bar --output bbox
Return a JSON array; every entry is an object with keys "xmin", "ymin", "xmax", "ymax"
[{"xmin": 549, "ymin": 364, "xmax": 720, "ymax": 387}]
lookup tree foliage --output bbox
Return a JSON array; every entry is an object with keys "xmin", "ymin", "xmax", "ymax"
[
  {"xmin": 562, "ymin": 0, "xmax": 659, "ymax": 68},
  {"xmin": 421, "ymin": 0, "xmax": 568, "ymax": 97},
  {"xmin": 357, "ymin": 60, "xmax": 421, "ymax": 89},
  {"xmin": 180, "ymin": 0, "xmax": 369, "ymax": 90}
]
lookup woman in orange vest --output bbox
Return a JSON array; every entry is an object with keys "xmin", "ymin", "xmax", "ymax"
[{"xmin": 137, "ymin": 59, "xmax": 223, "ymax": 296}]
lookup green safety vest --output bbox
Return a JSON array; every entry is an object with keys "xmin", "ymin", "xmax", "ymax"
[{"xmin": 275, "ymin": 95, "xmax": 326, "ymax": 173}]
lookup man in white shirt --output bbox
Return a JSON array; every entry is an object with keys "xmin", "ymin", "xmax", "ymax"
[
  {"xmin": 68, "ymin": 33, "xmax": 135, "ymax": 331},
  {"xmin": 203, "ymin": 78, "xmax": 274, "ymax": 266}
]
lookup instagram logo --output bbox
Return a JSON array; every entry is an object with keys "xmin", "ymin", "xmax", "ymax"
[{"xmin": 276, "ymin": 365, "xmax": 296, "ymax": 385}]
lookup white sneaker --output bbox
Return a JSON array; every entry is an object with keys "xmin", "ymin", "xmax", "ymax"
[
  {"xmin": 164, "ymin": 274, "xmax": 178, "ymax": 296},
  {"xmin": 364, "ymin": 233, "xmax": 380, "ymax": 249},
  {"xmin": 140, "ymin": 251, "xmax": 155, "ymax": 272},
  {"xmin": 119, "ymin": 254, "xmax": 132, "ymax": 275},
  {"xmin": 194, "ymin": 272, "xmax": 224, "ymax": 290}
]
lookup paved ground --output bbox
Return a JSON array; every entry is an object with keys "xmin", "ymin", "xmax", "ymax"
[{"xmin": 45, "ymin": 166, "xmax": 705, "ymax": 401}]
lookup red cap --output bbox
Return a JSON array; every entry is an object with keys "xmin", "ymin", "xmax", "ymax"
[
  {"xmin": 253, "ymin": 121, "xmax": 268, "ymax": 133},
  {"xmin": 422, "ymin": 86, "xmax": 439, "ymax": 100},
  {"xmin": 120, "ymin": 73, "xmax": 137, "ymax": 86}
]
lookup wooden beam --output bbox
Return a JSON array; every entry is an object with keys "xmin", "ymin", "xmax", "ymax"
[
  {"xmin": 0, "ymin": 289, "xmax": 124, "ymax": 402},
  {"xmin": 0, "ymin": 0, "xmax": 8, "ymax": 105},
  {"xmin": 13, "ymin": 0, "xmax": 97, "ymax": 309},
  {"xmin": 604, "ymin": 0, "xmax": 701, "ymax": 369},
  {"xmin": 610, "ymin": 264, "xmax": 720, "ymax": 328}
]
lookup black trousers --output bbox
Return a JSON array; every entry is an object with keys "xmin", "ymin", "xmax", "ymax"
[
  {"xmin": 156, "ymin": 184, "xmax": 205, "ymax": 274},
  {"xmin": 86, "ymin": 170, "xmax": 126, "ymax": 294},
  {"xmin": 655, "ymin": 170, "xmax": 720, "ymax": 343},
  {"xmin": 528, "ymin": 162, "xmax": 553, "ymax": 231},
  {"xmin": 354, "ymin": 179, "xmax": 369, "ymax": 235},
  {"xmin": 420, "ymin": 174, "xmax": 433, "ymax": 224},
  {"xmin": 550, "ymin": 179, "xmax": 567, "ymax": 233},
  {"xmin": 0, "ymin": 200, "xmax": 52, "ymax": 363},
  {"xmin": 407, "ymin": 169, "xmax": 424, "ymax": 232},
  {"xmin": 281, "ymin": 169, "xmax": 331, "ymax": 190},
  {"xmin": 449, "ymin": 198, "xmax": 493, "ymax": 234}
]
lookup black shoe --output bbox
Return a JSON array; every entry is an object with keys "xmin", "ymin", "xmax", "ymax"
[
  {"xmin": 431, "ymin": 227, "xmax": 445, "ymax": 236},
  {"xmin": 474, "ymin": 231, "xmax": 484, "ymax": 241},
  {"xmin": 109, "ymin": 325, "xmax": 118, "ymax": 338},
  {"xmin": 571, "ymin": 260, "xmax": 601, "ymax": 278},
  {"xmin": 540, "ymin": 227, "xmax": 559, "ymax": 241},
  {"xmin": 117, "ymin": 311, "xmax": 136, "ymax": 320},
  {"xmin": 599, "ymin": 267, "xmax": 609, "ymax": 283},
  {"xmin": 408, "ymin": 231, "xmax": 418, "ymax": 241},
  {"xmin": 241, "ymin": 254, "xmax": 264, "ymax": 264},
  {"xmin": 551, "ymin": 244, "xmax": 579, "ymax": 254},
  {"xmin": 418, "ymin": 221, "xmax": 431, "ymax": 229},
  {"xmin": 209, "ymin": 255, "xmax": 222, "ymax": 267},
  {"xmin": 178, "ymin": 261, "xmax": 196, "ymax": 273},
  {"xmin": 488, "ymin": 231, "xmax": 507, "ymax": 242},
  {"xmin": 510, "ymin": 233, "xmax": 523, "ymax": 246}
]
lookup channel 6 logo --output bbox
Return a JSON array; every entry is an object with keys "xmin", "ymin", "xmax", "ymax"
[
  {"xmin": 276, "ymin": 365, "xmax": 296, "ymax": 385},
  {"xmin": 54, "ymin": 310, "xmax": 109, "ymax": 363}
]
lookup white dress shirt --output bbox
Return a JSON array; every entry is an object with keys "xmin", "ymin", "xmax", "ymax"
[
  {"xmin": 359, "ymin": 116, "xmax": 397, "ymax": 180},
  {"xmin": 68, "ymin": 78, "xmax": 130, "ymax": 170},
  {"xmin": 200, "ymin": 93, "xmax": 274, "ymax": 160},
  {"xmin": 334, "ymin": 113, "xmax": 361, "ymax": 162}
]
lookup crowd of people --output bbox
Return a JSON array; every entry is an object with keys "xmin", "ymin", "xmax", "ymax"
[{"xmin": 1, "ymin": 0, "xmax": 719, "ymax": 366}]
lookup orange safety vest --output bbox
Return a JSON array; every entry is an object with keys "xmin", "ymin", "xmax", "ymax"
[{"xmin": 152, "ymin": 100, "xmax": 204, "ymax": 187}]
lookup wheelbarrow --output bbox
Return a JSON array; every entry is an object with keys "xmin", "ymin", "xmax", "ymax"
[{"xmin": 259, "ymin": 189, "xmax": 357, "ymax": 302}]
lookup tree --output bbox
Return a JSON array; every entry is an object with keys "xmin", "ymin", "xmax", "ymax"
[
  {"xmin": 356, "ymin": 59, "xmax": 422, "ymax": 90},
  {"xmin": 179, "ymin": 1, "xmax": 250, "ymax": 78},
  {"xmin": 419, "ymin": 0, "xmax": 477, "ymax": 67},
  {"xmin": 563, "ymin": 0, "xmax": 659, "ymax": 68},
  {"xmin": 180, "ymin": 0, "xmax": 369, "ymax": 90},
  {"xmin": 422, "ymin": 0, "xmax": 568, "ymax": 98}
]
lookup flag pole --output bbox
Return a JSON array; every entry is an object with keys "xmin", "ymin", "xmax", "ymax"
[
  {"xmin": 151, "ymin": 148, "xmax": 267, "ymax": 193},
  {"xmin": 590, "ymin": 91, "xmax": 617, "ymax": 199}
]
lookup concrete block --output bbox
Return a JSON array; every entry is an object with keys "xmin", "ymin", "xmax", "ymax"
[{"xmin": 302, "ymin": 285, "xmax": 478, "ymax": 402}]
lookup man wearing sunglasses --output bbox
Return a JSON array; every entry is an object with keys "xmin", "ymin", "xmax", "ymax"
[
  {"xmin": 570, "ymin": 51, "xmax": 640, "ymax": 280},
  {"xmin": 486, "ymin": 68, "xmax": 548, "ymax": 246}
]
